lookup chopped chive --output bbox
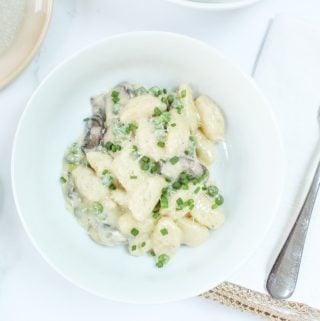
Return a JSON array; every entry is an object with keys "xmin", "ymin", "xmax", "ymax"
[
  {"xmin": 176, "ymin": 105, "xmax": 183, "ymax": 114},
  {"xmin": 142, "ymin": 156, "xmax": 150, "ymax": 163},
  {"xmin": 165, "ymin": 177, "xmax": 172, "ymax": 183},
  {"xmin": 141, "ymin": 241, "xmax": 146, "ymax": 248},
  {"xmin": 111, "ymin": 91, "xmax": 120, "ymax": 103},
  {"xmin": 180, "ymin": 89, "xmax": 187, "ymax": 98},
  {"xmin": 83, "ymin": 117, "xmax": 90, "ymax": 122},
  {"xmin": 131, "ymin": 245, "xmax": 137, "ymax": 251},
  {"xmin": 172, "ymin": 181, "xmax": 181, "ymax": 190},
  {"xmin": 176, "ymin": 198, "xmax": 183, "ymax": 206},
  {"xmin": 207, "ymin": 185, "xmax": 219, "ymax": 197},
  {"xmin": 112, "ymin": 97, "xmax": 120, "ymax": 104},
  {"xmin": 150, "ymin": 249, "xmax": 156, "ymax": 256},
  {"xmin": 194, "ymin": 186, "xmax": 201, "ymax": 194},
  {"xmin": 109, "ymin": 183, "xmax": 116, "ymax": 190},
  {"xmin": 141, "ymin": 162, "xmax": 150, "ymax": 171},
  {"xmin": 102, "ymin": 169, "xmax": 109, "ymax": 175},
  {"xmin": 193, "ymin": 171, "xmax": 209, "ymax": 185},
  {"xmin": 153, "ymin": 107, "xmax": 162, "ymax": 117},
  {"xmin": 125, "ymin": 122, "xmax": 138, "ymax": 134},
  {"xmin": 186, "ymin": 198, "xmax": 195, "ymax": 210},
  {"xmin": 130, "ymin": 228, "xmax": 139, "ymax": 237},
  {"xmin": 104, "ymin": 141, "xmax": 113, "ymax": 150},
  {"xmin": 104, "ymin": 141, "xmax": 121, "ymax": 153},
  {"xmin": 157, "ymin": 141, "xmax": 165, "ymax": 148},
  {"xmin": 169, "ymin": 156, "xmax": 179, "ymax": 165},
  {"xmin": 160, "ymin": 228, "xmax": 168, "ymax": 236},
  {"xmin": 215, "ymin": 195, "xmax": 224, "ymax": 206},
  {"xmin": 130, "ymin": 175, "xmax": 138, "ymax": 179},
  {"xmin": 111, "ymin": 90, "xmax": 119, "ymax": 98},
  {"xmin": 156, "ymin": 254, "xmax": 170, "ymax": 268},
  {"xmin": 92, "ymin": 202, "xmax": 103, "ymax": 214},
  {"xmin": 176, "ymin": 198, "xmax": 194, "ymax": 211},
  {"xmin": 160, "ymin": 194, "xmax": 168, "ymax": 209},
  {"xmin": 167, "ymin": 95, "xmax": 174, "ymax": 105},
  {"xmin": 60, "ymin": 176, "xmax": 67, "ymax": 184},
  {"xmin": 149, "ymin": 163, "xmax": 158, "ymax": 174},
  {"xmin": 152, "ymin": 211, "xmax": 160, "ymax": 219},
  {"xmin": 170, "ymin": 123, "xmax": 176, "ymax": 127}
]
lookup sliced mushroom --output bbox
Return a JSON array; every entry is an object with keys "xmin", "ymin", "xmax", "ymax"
[
  {"xmin": 83, "ymin": 91, "xmax": 109, "ymax": 151},
  {"xmin": 160, "ymin": 156, "xmax": 208, "ymax": 181},
  {"xmin": 116, "ymin": 82, "xmax": 135, "ymax": 99}
]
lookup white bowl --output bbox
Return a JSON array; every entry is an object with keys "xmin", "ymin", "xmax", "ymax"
[
  {"xmin": 12, "ymin": 32, "xmax": 284, "ymax": 303},
  {"xmin": 163, "ymin": 0, "xmax": 263, "ymax": 10}
]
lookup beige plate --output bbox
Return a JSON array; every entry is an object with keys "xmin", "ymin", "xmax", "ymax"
[{"xmin": 0, "ymin": 0, "xmax": 52, "ymax": 88}]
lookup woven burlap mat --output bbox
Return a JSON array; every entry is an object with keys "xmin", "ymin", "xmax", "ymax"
[{"xmin": 201, "ymin": 282, "xmax": 320, "ymax": 321}]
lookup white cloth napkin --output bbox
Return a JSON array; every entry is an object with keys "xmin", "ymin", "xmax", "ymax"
[{"xmin": 229, "ymin": 15, "xmax": 320, "ymax": 308}]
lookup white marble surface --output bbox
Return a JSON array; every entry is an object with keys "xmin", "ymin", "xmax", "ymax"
[{"xmin": 1, "ymin": 0, "xmax": 320, "ymax": 320}]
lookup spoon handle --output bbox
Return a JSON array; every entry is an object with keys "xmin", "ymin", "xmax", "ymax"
[{"xmin": 266, "ymin": 159, "xmax": 320, "ymax": 299}]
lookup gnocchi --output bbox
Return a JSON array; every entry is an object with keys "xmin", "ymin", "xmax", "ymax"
[
  {"xmin": 195, "ymin": 95, "xmax": 225, "ymax": 142},
  {"xmin": 61, "ymin": 83, "xmax": 226, "ymax": 268}
]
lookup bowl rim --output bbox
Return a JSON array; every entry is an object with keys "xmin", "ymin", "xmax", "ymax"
[
  {"xmin": 162, "ymin": 0, "xmax": 262, "ymax": 10},
  {"xmin": 11, "ymin": 31, "xmax": 285, "ymax": 303}
]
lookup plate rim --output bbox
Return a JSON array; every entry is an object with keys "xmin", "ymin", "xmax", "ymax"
[
  {"xmin": 163, "ymin": 0, "xmax": 262, "ymax": 10},
  {"xmin": 0, "ymin": 0, "xmax": 53, "ymax": 88},
  {"xmin": 11, "ymin": 30, "xmax": 285, "ymax": 303}
]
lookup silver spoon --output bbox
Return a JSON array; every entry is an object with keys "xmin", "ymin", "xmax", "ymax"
[{"xmin": 266, "ymin": 110, "xmax": 320, "ymax": 300}]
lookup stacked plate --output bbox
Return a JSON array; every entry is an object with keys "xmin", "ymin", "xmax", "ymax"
[
  {"xmin": 164, "ymin": 0, "xmax": 263, "ymax": 10},
  {"xmin": 0, "ymin": 0, "xmax": 52, "ymax": 88}
]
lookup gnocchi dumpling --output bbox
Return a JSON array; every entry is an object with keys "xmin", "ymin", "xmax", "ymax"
[
  {"xmin": 177, "ymin": 217, "xmax": 209, "ymax": 246},
  {"xmin": 179, "ymin": 84, "xmax": 200, "ymax": 133},
  {"xmin": 135, "ymin": 118, "xmax": 165, "ymax": 161},
  {"xmin": 191, "ymin": 193, "xmax": 225, "ymax": 229},
  {"xmin": 151, "ymin": 217, "xmax": 182, "ymax": 257},
  {"xmin": 194, "ymin": 130, "xmax": 216, "ymax": 166},
  {"xmin": 112, "ymin": 145, "xmax": 166, "ymax": 221},
  {"xmin": 110, "ymin": 189, "xmax": 128, "ymax": 207},
  {"xmin": 165, "ymin": 111, "xmax": 190, "ymax": 158},
  {"xmin": 127, "ymin": 175, "xmax": 166, "ymax": 221},
  {"xmin": 86, "ymin": 151, "xmax": 114, "ymax": 176},
  {"xmin": 120, "ymin": 94, "xmax": 165, "ymax": 123},
  {"xmin": 100, "ymin": 198, "xmax": 123, "ymax": 227},
  {"xmin": 128, "ymin": 234, "xmax": 152, "ymax": 256},
  {"xmin": 111, "ymin": 145, "xmax": 144, "ymax": 192},
  {"xmin": 72, "ymin": 166, "xmax": 106, "ymax": 201},
  {"xmin": 118, "ymin": 212, "xmax": 154, "ymax": 236},
  {"xmin": 195, "ymin": 95, "xmax": 225, "ymax": 142}
]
